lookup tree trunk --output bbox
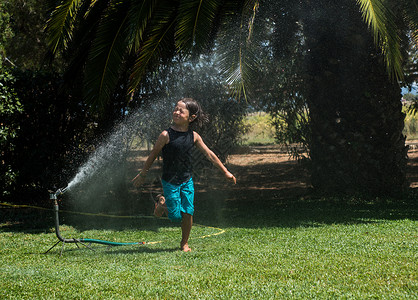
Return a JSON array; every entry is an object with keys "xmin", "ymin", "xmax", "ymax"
[{"xmin": 302, "ymin": 0, "xmax": 408, "ymax": 197}]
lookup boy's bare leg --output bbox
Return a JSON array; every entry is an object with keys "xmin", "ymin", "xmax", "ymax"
[{"xmin": 181, "ymin": 213, "xmax": 192, "ymax": 252}]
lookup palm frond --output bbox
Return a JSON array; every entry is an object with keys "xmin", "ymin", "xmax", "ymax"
[
  {"xmin": 126, "ymin": 0, "xmax": 157, "ymax": 53},
  {"xmin": 175, "ymin": 0, "xmax": 222, "ymax": 54},
  {"xmin": 356, "ymin": 0, "xmax": 404, "ymax": 81},
  {"xmin": 219, "ymin": 42, "xmax": 259, "ymax": 100},
  {"xmin": 83, "ymin": 0, "xmax": 103, "ymax": 18},
  {"xmin": 83, "ymin": 0, "xmax": 131, "ymax": 110},
  {"xmin": 60, "ymin": 0, "xmax": 110, "ymax": 90},
  {"xmin": 217, "ymin": 0, "xmax": 260, "ymax": 101},
  {"xmin": 402, "ymin": 0, "xmax": 418, "ymax": 45},
  {"xmin": 246, "ymin": 0, "xmax": 259, "ymax": 43},
  {"xmin": 45, "ymin": 0, "xmax": 84, "ymax": 53},
  {"xmin": 128, "ymin": 3, "xmax": 177, "ymax": 94}
]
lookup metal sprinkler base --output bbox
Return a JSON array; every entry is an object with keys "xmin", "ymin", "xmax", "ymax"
[
  {"xmin": 44, "ymin": 198, "xmax": 96, "ymax": 257},
  {"xmin": 45, "ymin": 188, "xmax": 145, "ymax": 257},
  {"xmin": 44, "ymin": 236, "xmax": 96, "ymax": 257}
]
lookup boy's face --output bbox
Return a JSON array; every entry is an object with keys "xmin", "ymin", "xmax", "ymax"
[{"xmin": 172, "ymin": 101, "xmax": 190, "ymax": 125}]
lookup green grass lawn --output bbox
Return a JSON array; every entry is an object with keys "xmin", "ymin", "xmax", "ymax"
[{"xmin": 1, "ymin": 199, "xmax": 417, "ymax": 299}]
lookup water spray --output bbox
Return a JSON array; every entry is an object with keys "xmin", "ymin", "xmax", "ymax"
[{"xmin": 45, "ymin": 186, "xmax": 145, "ymax": 257}]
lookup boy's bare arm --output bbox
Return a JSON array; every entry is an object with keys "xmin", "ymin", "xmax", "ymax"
[
  {"xmin": 194, "ymin": 132, "xmax": 236, "ymax": 184},
  {"xmin": 132, "ymin": 131, "xmax": 169, "ymax": 187}
]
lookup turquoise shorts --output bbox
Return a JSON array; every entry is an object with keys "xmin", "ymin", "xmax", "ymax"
[{"xmin": 162, "ymin": 177, "xmax": 194, "ymax": 222}]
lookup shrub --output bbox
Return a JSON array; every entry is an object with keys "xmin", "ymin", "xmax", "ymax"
[
  {"xmin": 1, "ymin": 69, "xmax": 96, "ymax": 203},
  {"xmin": 0, "ymin": 70, "xmax": 22, "ymax": 197}
]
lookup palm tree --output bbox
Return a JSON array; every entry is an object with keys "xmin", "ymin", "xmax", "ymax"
[
  {"xmin": 301, "ymin": 0, "xmax": 410, "ymax": 196},
  {"xmin": 246, "ymin": 0, "xmax": 413, "ymax": 196}
]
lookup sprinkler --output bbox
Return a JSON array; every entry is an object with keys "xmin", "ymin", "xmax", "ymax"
[
  {"xmin": 45, "ymin": 187, "xmax": 145, "ymax": 257},
  {"xmin": 50, "ymin": 186, "xmax": 69, "ymax": 199}
]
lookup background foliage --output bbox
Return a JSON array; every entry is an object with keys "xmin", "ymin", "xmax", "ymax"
[
  {"xmin": 0, "ymin": 70, "xmax": 22, "ymax": 197},
  {"xmin": 0, "ymin": 69, "xmax": 97, "ymax": 202},
  {"xmin": 0, "ymin": 0, "xmax": 417, "ymax": 203}
]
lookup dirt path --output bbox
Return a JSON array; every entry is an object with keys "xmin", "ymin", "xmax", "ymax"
[{"xmin": 224, "ymin": 145, "xmax": 418, "ymax": 198}]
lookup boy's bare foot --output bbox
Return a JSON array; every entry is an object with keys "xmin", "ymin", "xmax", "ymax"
[
  {"xmin": 180, "ymin": 242, "xmax": 191, "ymax": 252},
  {"xmin": 154, "ymin": 194, "xmax": 166, "ymax": 217}
]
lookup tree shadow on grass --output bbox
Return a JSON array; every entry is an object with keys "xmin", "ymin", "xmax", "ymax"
[
  {"xmin": 1, "ymin": 191, "xmax": 416, "ymax": 239},
  {"xmin": 0, "ymin": 205, "xmax": 172, "ymax": 234},
  {"xmin": 193, "ymin": 190, "xmax": 418, "ymax": 230},
  {"xmin": 192, "ymin": 158, "xmax": 418, "ymax": 229},
  {"xmin": 0, "ymin": 207, "xmax": 54, "ymax": 233},
  {"xmin": 2, "ymin": 150, "xmax": 417, "ymax": 233}
]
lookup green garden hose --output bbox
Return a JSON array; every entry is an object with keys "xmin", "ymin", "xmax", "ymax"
[{"xmin": 79, "ymin": 238, "xmax": 145, "ymax": 246}]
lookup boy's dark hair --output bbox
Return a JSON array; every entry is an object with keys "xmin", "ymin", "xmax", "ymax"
[{"xmin": 180, "ymin": 98, "xmax": 209, "ymax": 128}]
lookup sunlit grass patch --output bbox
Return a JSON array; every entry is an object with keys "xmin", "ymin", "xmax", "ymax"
[
  {"xmin": 0, "ymin": 205, "xmax": 417, "ymax": 299},
  {"xmin": 242, "ymin": 112, "xmax": 276, "ymax": 145}
]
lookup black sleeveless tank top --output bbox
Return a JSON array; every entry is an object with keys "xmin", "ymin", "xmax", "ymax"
[{"xmin": 162, "ymin": 127, "xmax": 194, "ymax": 184}]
